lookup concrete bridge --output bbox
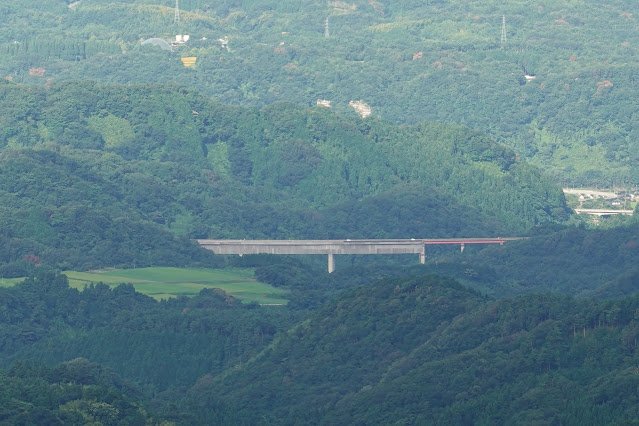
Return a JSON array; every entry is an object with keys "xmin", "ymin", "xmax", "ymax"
[
  {"xmin": 197, "ymin": 238, "xmax": 523, "ymax": 273},
  {"xmin": 574, "ymin": 208, "xmax": 634, "ymax": 216}
]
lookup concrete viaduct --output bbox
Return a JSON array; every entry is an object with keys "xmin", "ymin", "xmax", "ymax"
[
  {"xmin": 197, "ymin": 238, "xmax": 524, "ymax": 273},
  {"xmin": 574, "ymin": 208, "xmax": 634, "ymax": 216}
]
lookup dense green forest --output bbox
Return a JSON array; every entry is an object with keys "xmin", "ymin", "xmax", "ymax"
[
  {"xmin": 0, "ymin": 271, "xmax": 301, "ymax": 407},
  {"xmin": 0, "ymin": 79, "xmax": 569, "ymax": 274},
  {"xmin": 4, "ymin": 271, "xmax": 639, "ymax": 424},
  {"xmin": 0, "ymin": 358, "xmax": 162, "ymax": 424},
  {"xmin": 210, "ymin": 274, "xmax": 639, "ymax": 425},
  {"xmin": 458, "ymin": 221, "xmax": 639, "ymax": 298},
  {"xmin": 2, "ymin": 0, "xmax": 639, "ymax": 185},
  {"xmin": 3, "ymin": 1, "xmax": 639, "ymax": 424}
]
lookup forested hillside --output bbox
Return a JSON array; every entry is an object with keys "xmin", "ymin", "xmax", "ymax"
[
  {"xmin": 460, "ymin": 221, "xmax": 639, "ymax": 298},
  {"xmin": 0, "ymin": 271, "xmax": 301, "ymax": 395},
  {"xmin": 0, "ymin": 358, "xmax": 162, "ymax": 424},
  {"xmin": 3, "ymin": 1, "xmax": 639, "ymax": 424},
  {"xmin": 3, "ymin": 0, "xmax": 639, "ymax": 185},
  {"xmin": 4, "ymin": 271, "xmax": 639, "ymax": 424},
  {"xmin": 0, "ymin": 79, "xmax": 568, "ymax": 273},
  {"xmin": 185, "ymin": 274, "xmax": 639, "ymax": 424}
]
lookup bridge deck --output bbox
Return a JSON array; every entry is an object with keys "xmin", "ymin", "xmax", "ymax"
[
  {"xmin": 197, "ymin": 239, "xmax": 426, "ymax": 255},
  {"xmin": 198, "ymin": 238, "xmax": 521, "ymax": 253},
  {"xmin": 197, "ymin": 238, "xmax": 523, "ymax": 273},
  {"xmin": 574, "ymin": 209, "xmax": 634, "ymax": 216}
]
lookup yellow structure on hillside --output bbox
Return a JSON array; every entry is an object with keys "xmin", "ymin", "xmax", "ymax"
[{"xmin": 180, "ymin": 57, "xmax": 197, "ymax": 67}]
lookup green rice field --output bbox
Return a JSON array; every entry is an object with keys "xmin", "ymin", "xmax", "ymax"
[{"xmin": 62, "ymin": 267, "xmax": 289, "ymax": 304}]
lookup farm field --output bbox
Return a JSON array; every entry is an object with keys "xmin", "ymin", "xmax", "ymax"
[{"xmin": 62, "ymin": 267, "xmax": 289, "ymax": 304}]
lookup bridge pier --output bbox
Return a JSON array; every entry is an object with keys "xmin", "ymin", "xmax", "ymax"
[
  {"xmin": 328, "ymin": 253, "xmax": 335, "ymax": 274},
  {"xmin": 420, "ymin": 248, "xmax": 426, "ymax": 264}
]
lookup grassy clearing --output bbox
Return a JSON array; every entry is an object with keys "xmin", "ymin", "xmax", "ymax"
[
  {"xmin": 62, "ymin": 267, "xmax": 289, "ymax": 304},
  {"xmin": 0, "ymin": 278, "xmax": 24, "ymax": 288}
]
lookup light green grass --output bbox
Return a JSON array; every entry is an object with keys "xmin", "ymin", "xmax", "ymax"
[
  {"xmin": 0, "ymin": 278, "xmax": 23, "ymax": 288},
  {"xmin": 62, "ymin": 267, "xmax": 289, "ymax": 304}
]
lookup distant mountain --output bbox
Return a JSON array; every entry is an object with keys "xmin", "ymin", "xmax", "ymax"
[
  {"xmin": 2, "ymin": 0, "xmax": 638, "ymax": 185},
  {"xmin": 193, "ymin": 274, "xmax": 639, "ymax": 424}
]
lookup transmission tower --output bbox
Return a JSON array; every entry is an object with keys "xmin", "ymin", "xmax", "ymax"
[
  {"xmin": 500, "ymin": 15, "xmax": 507, "ymax": 48},
  {"xmin": 325, "ymin": 16, "xmax": 330, "ymax": 38},
  {"xmin": 174, "ymin": 0, "xmax": 181, "ymax": 24}
]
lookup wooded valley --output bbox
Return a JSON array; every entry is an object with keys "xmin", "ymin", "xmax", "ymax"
[{"xmin": 2, "ymin": 1, "xmax": 639, "ymax": 424}]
